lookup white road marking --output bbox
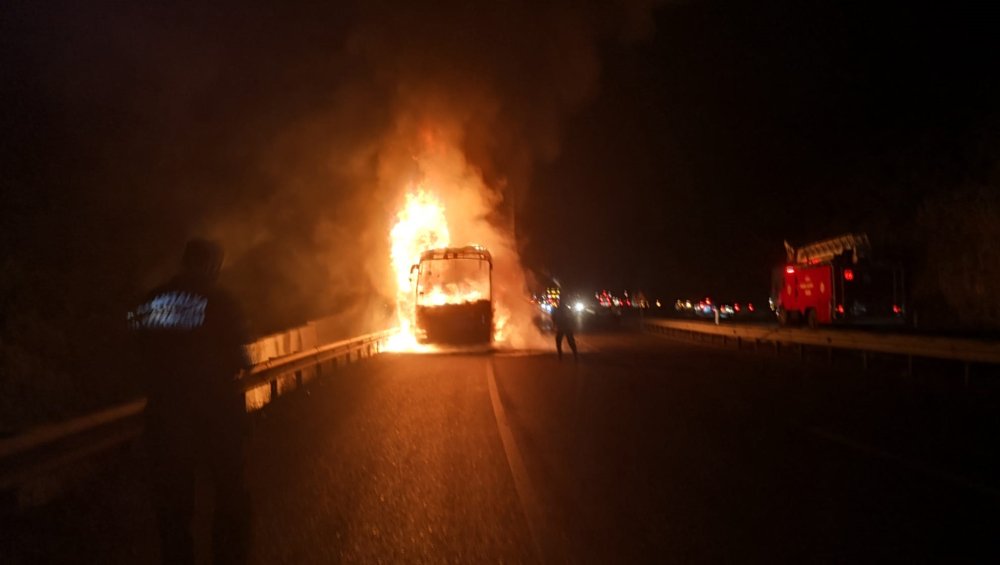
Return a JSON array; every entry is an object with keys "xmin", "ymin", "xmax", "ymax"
[{"xmin": 486, "ymin": 358, "xmax": 550, "ymax": 563}]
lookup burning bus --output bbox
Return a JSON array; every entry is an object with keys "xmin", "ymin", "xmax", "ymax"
[{"xmin": 410, "ymin": 245, "xmax": 494, "ymax": 344}]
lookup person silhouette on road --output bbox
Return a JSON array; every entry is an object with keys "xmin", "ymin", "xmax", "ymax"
[
  {"xmin": 551, "ymin": 302, "xmax": 578, "ymax": 361},
  {"xmin": 129, "ymin": 238, "xmax": 253, "ymax": 565}
]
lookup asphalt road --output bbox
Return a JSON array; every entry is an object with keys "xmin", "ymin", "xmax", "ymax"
[{"xmin": 4, "ymin": 331, "xmax": 1000, "ymax": 563}]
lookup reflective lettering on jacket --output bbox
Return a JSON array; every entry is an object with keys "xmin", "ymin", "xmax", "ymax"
[{"xmin": 128, "ymin": 292, "xmax": 208, "ymax": 330}]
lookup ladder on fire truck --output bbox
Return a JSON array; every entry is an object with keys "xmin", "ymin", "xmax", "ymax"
[{"xmin": 784, "ymin": 233, "xmax": 871, "ymax": 265}]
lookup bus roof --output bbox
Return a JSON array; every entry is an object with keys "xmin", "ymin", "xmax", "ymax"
[{"xmin": 419, "ymin": 245, "xmax": 493, "ymax": 266}]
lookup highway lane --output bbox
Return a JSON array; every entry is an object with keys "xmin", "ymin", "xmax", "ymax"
[
  {"xmin": 248, "ymin": 353, "xmax": 533, "ymax": 564},
  {"xmin": 493, "ymin": 333, "xmax": 1000, "ymax": 563},
  {"xmin": 3, "ymin": 331, "xmax": 999, "ymax": 563}
]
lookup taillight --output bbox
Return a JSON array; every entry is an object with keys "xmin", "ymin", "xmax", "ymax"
[
  {"xmin": 836, "ymin": 304, "xmax": 844, "ymax": 314},
  {"xmin": 892, "ymin": 304, "xmax": 901, "ymax": 314},
  {"xmin": 843, "ymin": 269, "xmax": 854, "ymax": 281},
  {"xmin": 785, "ymin": 266, "xmax": 795, "ymax": 274}
]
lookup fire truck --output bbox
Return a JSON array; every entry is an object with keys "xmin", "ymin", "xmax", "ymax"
[
  {"xmin": 771, "ymin": 234, "xmax": 905, "ymax": 327},
  {"xmin": 411, "ymin": 245, "xmax": 494, "ymax": 344}
]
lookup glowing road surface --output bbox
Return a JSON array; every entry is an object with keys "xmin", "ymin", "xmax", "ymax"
[{"xmin": 4, "ymin": 332, "xmax": 999, "ymax": 563}]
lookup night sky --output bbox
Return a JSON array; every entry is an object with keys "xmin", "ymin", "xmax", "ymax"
[
  {"xmin": 3, "ymin": 0, "xmax": 999, "ymax": 342},
  {"xmin": 526, "ymin": 1, "xmax": 1000, "ymax": 302}
]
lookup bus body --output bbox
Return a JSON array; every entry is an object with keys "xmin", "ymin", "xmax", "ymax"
[{"xmin": 412, "ymin": 245, "xmax": 493, "ymax": 344}]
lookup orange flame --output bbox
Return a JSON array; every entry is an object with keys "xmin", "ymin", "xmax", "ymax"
[
  {"xmin": 387, "ymin": 186, "xmax": 505, "ymax": 351},
  {"xmin": 387, "ymin": 189, "xmax": 450, "ymax": 350}
]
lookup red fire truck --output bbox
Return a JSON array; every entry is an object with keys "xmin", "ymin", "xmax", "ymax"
[{"xmin": 771, "ymin": 234, "xmax": 905, "ymax": 327}]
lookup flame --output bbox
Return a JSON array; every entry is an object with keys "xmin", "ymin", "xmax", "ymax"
[
  {"xmin": 493, "ymin": 306, "xmax": 510, "ymax": 343},
  {"xmin": 387, "ymin": 189, "xmax": 450, "ymax": 350},
  {"xmin": 386, "ymin": 186, "xmax": 505, "ymax": 351},
  {"xmin": 377, "ymin": 130, "xmax": 549, "ymax": 352},
  {"xmin": 418, "ymin": 286, "xmax": 485, "ymax": 306}
]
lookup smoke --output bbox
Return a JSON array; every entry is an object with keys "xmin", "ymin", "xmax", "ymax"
[
  {"xmin": 333, "ymin": 1, "xmax": 662, "ymax": 346},
  {"xmin": 6, "ymin": 0, "xmax": 662, "ymax": 339}
]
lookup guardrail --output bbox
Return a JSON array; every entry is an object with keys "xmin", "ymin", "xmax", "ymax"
[
  {"xmin": 0, "ymin": 328, "xmax": 397, "ymax": 503},
  {"xmin": 643, "ymin": 318, "xmax": 1000, "ymax": 379},
  {"xmin": 243, "ymin": 328, "xmax": 396, "ymax": 410}
]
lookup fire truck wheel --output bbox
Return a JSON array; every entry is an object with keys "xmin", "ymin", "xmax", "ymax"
[{"xmin": 805, "ymin": 309, "xmax": 818, "ymax": 329}]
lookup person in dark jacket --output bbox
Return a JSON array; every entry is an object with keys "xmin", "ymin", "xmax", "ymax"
[
  {"xmin": 551, "ymin": 302, "xmax": 578, "ymax": 361},
  {"xmin": 129, "ymin": 239, "xmax": 252, "ymax": 565}
]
